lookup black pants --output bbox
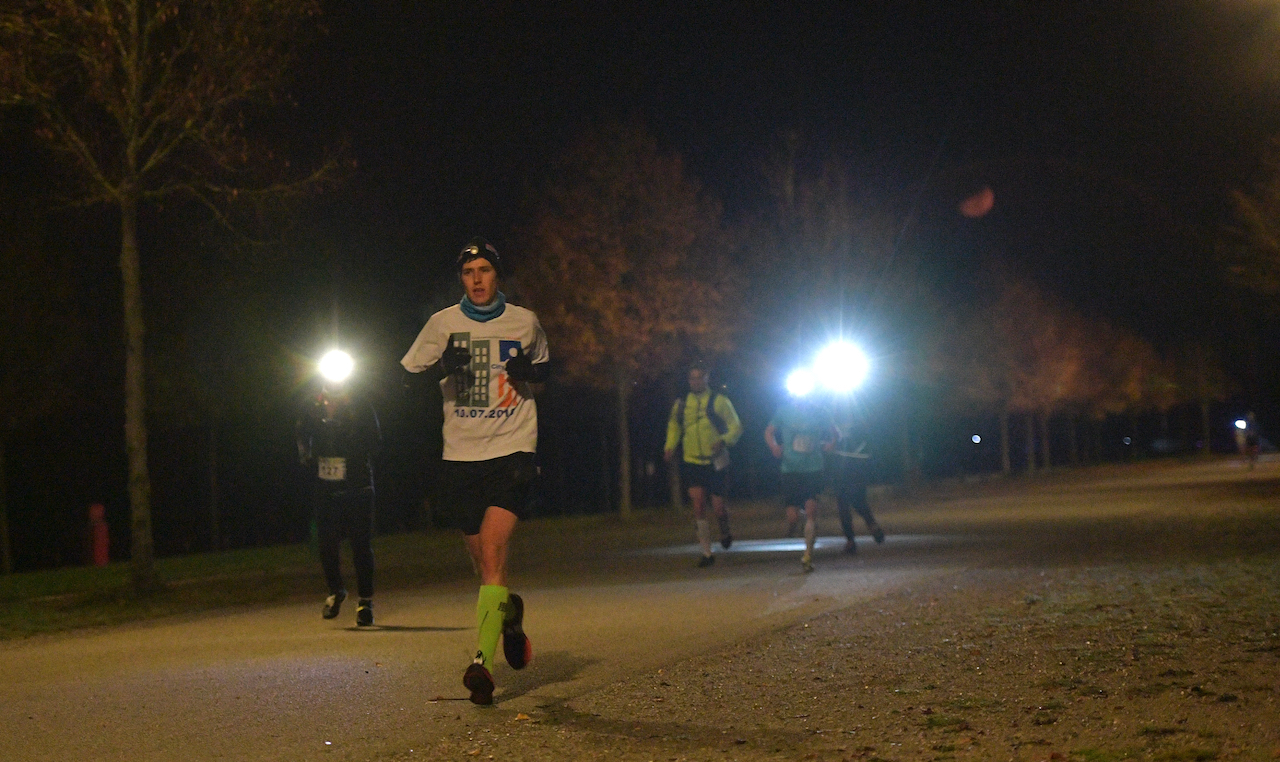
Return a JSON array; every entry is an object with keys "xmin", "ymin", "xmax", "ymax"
[
  {"xmin": 315, "ymin": 485, "xmax": 374, "ymax": 599},
  {"xmin": 834, "ymin": 469, "xmax": 877, "ymax": 540}
]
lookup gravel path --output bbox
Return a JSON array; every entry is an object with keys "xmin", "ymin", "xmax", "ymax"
[
  {"xmin": 385, "ymin": 461, "xmax": 1280, "ymax": 762},
  {"xmin": 5, "ymin": 459, "xmax": 1277, "ymax": 762}
]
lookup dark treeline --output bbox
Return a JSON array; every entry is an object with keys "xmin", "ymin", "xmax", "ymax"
[
  {"xmin": 6, "ymin": 3, "xmax": 1280, "ymax": 575},
  {"xmin": 4, "ymin": 122, "xmax": 1280, "ymax": 573}
]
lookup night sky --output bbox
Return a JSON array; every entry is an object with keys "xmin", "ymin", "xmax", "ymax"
[{"xmin": 291, "ymin": 0, "xmax": 1280, "ymax": 344}]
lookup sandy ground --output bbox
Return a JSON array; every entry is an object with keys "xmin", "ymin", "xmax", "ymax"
[
  {"xmin": 387, "ymin": 458, "xmax": 1280, "ymax": 762},
  {"xmin": 3, "ymin": 456, "xmax": 1278, "ymax": 761}
]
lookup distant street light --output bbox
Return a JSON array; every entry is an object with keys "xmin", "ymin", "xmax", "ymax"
[
  {"xmin": 318, "ymin": 349, "xmax": 354, "ymax": 384},
  {"xmin": 972, "ymin": 435, "xmax": 982, "ymax": 444},
  {"xmin": 1235, "ymin": 418, "xmax": 1248, "ymax": 431}
]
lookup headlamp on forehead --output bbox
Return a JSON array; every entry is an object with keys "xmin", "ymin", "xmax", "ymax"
[
  {"xmin": 456, "ymin": 236, "xmax": 503, "ymax": 277},
  {"xmin": 785, "ymin": 341, "xmax": 871, "ymax": 398},
  {"xmin": 318, "ymin": 349, "xmax": 354, "ymax": 385}
]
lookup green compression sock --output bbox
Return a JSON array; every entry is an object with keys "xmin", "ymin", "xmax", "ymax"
[{"xmin": 475, "ymin": 585, "xmax": 509, "ymax": 670}]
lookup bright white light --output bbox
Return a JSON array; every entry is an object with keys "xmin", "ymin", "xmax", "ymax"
[
  {"xmin": 971, "ymin": 435, "xmax": 981, "ymax": 444},
  {"xmin": 1122, "ymin": 437, "xmax": 1132, "ymax": 445},
  {"xmin": 318, "ymin": 349, "xmax": 354, "ymax": 383},
  {"xmin": 813, "ymin": 341, "xmax": 870, "ymax": 393},
  {"xmin": 1235, "ymin": 419, "xmax": 1248, "ymax": 430},
  {"xmin": 785, "ymin": 368, "xmax": 817, "ymax": 397}
]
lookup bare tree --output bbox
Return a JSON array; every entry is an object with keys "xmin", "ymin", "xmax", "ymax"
[
  {"xmin": 520, "ymin": 123, "xmax": 737, "ymax": 519},
  {"xmin": 1168, "ymin": 342, "xmax": 1231, "ymax": 456},
  {"xmin": 1224, "ymin": 136, "xmax": 1280, "ymax": 296},
  {"xmin": 1, "ymin": 0, "xmax": 329, "ymax": 589},
  {"xmin": 937, "ymin": 306, "xmax": 1015, "ymax": 474},
  {"xmin": 748, "ymin": 135, "xmax": 938, "ymax": 481}
]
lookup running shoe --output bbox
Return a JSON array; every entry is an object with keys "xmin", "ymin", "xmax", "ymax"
[
  {"xmin": 717, "ymin": 515, "xmax": 732, "ymax": 549},
  {"xmin": 801, "ymin": 551, "xmax": 814, "ymax": 573},
  {"xmin": 697, "ymin": 554, "xmax": 715, "ymax": 568},
  {"xmin": 322, "ymin": 589, "xmax": 346, "ymax": 620},
  {"xmin": 356, "ymin": 599, "xmax": 374, "ymax": 627},
  {"xmin": 501, "ymin": 593, "xmax": 531, "ymax": 670},
  {"xmin": 870, "ymin": 524, "xmax": 886, "ymax": 544},
  {"xmin": 843, "ymin": 538, "xmax": 858, "ymax": 555},
  {"xmin": 463, "ymin": 654, "xmax": 495, "ymax": 705}
]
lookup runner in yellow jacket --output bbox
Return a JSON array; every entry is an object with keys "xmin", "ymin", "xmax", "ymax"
[{"xmin": 664, "ymin": 364, "xmax": 744, "ymax": 566}]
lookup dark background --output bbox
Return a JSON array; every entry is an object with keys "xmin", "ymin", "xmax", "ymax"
[{"xmin": 6, "ymin": 1, "xmax": 1280, "ymax": 570}]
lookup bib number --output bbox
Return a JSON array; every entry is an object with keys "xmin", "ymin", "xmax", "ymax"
[
  {"xmin": 318, "ymin": 457, "xmax": 347, "ymax": 482},
  {"xmin": 791, "ymin": 435, "xmax": 815, "ymax": 454}
]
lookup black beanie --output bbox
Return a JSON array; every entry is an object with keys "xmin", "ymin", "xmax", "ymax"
[{"xmin": 456, "ymin": 237, "xmax": 503, "ymax": 277}]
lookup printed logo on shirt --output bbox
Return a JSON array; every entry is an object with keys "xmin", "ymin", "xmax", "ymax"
[
  {"xmin": 449, "ymin": 333, "xmax": 526, "ymax": 409},
  {"xmin": 449, "ymin": 332, "xmax": 490, "ymax": 407},
  {"xmin": 499, "ymin": 340, "xmax": 522, "ymax": 364},
  {"xmin": 493, "ymin": 340, "xmax": 524, "ymax": 408}
]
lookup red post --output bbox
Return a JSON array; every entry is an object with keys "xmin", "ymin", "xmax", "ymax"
[{"xmin": 89, "ymin": 503, "xmax": 109, "ymax": 567}]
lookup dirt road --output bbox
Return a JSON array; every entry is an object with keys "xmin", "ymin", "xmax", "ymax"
[{"xmin": 2, "ymin": 457, "xmax": 1277, "ymax": 761}]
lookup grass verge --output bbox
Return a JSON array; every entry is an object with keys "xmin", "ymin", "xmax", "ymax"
[{"xmin": 0, "ymin": 506, "xmax": 697, "ymax": 640}]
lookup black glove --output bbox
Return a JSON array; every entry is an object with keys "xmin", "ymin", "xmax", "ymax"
[
  {"xmin": 505, "ymin": 350, "xmax": 535, "ymax": 382},
  {"xmin": 441, "ymin": 344, "xmax": 470, "ymax": 375}
]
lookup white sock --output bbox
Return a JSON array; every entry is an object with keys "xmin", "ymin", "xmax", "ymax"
[
  {"xmin": 804, "ymin": 516, "xmax": 816, "ymax": 554},
  {"xmin": 696, "ymin": 519, "xmax": 712, "ymax": 556}
]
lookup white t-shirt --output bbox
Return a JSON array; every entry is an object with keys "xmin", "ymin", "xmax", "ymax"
[{"xmin": 401, "ymin": 303, "xmax": 549, "ymax": 462}]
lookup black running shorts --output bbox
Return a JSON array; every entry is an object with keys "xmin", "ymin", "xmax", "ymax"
[
  {"xmin": 437, "ymin": 451, "xmax": 536, "ymax": 535},
  {"xmin": 680, "ymin": 461, "xmax": 728, "ymax": 497},
  {"xmin": 780, "ymin": 470, "xmax": 825, "ymax": 508}
]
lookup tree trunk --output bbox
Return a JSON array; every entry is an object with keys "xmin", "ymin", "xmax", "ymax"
[
  {"xmin": 668, "ymin": 458, "xmax": 683, "ymax": 512},
  {"xmin": 208, "ymin": 422, "xmax": 220, "ymax": 551},
  {"xmin": 999, "ymin": 407, "xmax": 1011, "ymax": 475},
  {"xmin": 120, "ymin": 192, "xmax": 158, "ymax": 592},
  {"xmin": 1039, "ymin": 412, "xmax": 1052, "ymax": 470},
  {"xmin": 1200, "ymin": 400, "xmax": 1212, "ymax": 457},
  {"xmin": 664, "ymin": 379, "xmax": 683, "ymax": 511},
  {"xmin": 599, "ymin": 421, "xmax": 611, "ymax": 512},
  {"xmin": 1024, "ymin": 413, "xmax": 1036, "ymax": 475},
  {"xmin": 1068, "ymin": 413, "xmax": 1080, "ymax": 465},
  {"xmin": 0, "ymin": 437, "xmax": 11, "ymax": 575},
  {"xmin": 616, "ymin": 376, "xmax": 633, "ymax": 521}
]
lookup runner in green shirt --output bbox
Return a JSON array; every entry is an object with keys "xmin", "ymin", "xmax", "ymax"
[{"xmin": 765, "ymin": 394, "xmax": 835, "ymax": 573}]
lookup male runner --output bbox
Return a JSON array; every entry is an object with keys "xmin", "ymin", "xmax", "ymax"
[
  {"xmin": 296, "ymin": 377, "xmax": 381, "ymax": 625},
  {"xmin": 664, "ymin": 364, "xmax": 743, "ymax": 567},
  {"xmin": 765, "ymin": 392, "xmax": 835, "ymax": 573},
  {"xmin": 401, "ymin": 237, "xmax": 549, "ymax": 705},
  {"xmin": 827, "ymin": 401, "xmax": 885, "ymax": 553}
]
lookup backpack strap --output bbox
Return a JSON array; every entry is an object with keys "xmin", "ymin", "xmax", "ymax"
[
  {"xmin": 706, "ymin": 393, "xmax": 729, "ymax": 436},
  {"xmin": 674, "ymin": 392, "xmax": 729, "ymax": 436}
]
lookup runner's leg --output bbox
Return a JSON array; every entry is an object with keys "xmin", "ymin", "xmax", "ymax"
[
  {"xmin": 690, "ymin": 485, "xmax": 713, "ymax": 559},
  {"xmin": 465, "ymin": 506, "xmax": 518, "ymax": 670}
]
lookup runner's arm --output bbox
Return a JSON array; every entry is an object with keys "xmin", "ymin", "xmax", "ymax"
[
  {"xmin": 716, "ymin": 396, "xmax": 744, "ymax": 447},
  {"xmin": 764, "ymin": 423, "xmax": 783, "ymax": 459},
  {"xmin": 664, "ymin": 400, "xmax": 683, "ymax": 457}
]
